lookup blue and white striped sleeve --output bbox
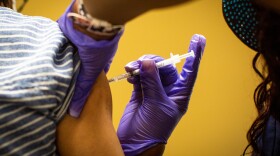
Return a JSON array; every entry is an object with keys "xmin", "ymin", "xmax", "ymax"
[{"xmin": 0, "ymin": 7, "xmax": 80, "ymax": 155}]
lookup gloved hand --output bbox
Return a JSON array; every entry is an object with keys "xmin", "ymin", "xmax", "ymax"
[
  {"xmin": 117, "ymin": 34, "xmax": 206, "ymax": 156},
  {"xmin": 57, "ymin": 1, "xmax": 123, "ymax": 117}
]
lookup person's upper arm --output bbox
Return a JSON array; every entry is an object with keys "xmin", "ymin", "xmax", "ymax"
[{"xmin": 56, "ymin": 71, "xmax": 124, "ymax": 156}]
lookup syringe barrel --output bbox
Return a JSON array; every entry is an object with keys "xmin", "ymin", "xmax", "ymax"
[
  {"xmin": 108, "ymin": 51, "xmax": 194, "ymax": 83},
  {"xmin": 156, "ymin": 55, "xmax": 180, "ymax": 68}
]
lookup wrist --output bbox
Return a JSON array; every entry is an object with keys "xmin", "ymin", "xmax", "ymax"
[
  {"xmin": 119, "ymin": 140, "xmax": 166, "ymax": 156},
  {"xmin": 138, "ymin": 144, "xmax": 166, "ymax": 156}
]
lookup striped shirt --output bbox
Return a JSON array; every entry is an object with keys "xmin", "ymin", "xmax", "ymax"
[{"xmin": 0, "ymin": 7, "xmax": 80, "ymax": 155}]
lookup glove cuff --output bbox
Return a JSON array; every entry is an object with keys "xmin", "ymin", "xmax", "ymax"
[{"xmin": 121, "ymin": 141, "xmax": 166, "ymax": 156}]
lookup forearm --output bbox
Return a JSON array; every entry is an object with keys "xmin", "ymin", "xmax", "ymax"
[
  {"xmin": 138, "ymin": 144, "xmax": 166, "ymax": 156},
  {"xmin": 83, "ymin": 0, "xmax": 192, "ymax": 25}
]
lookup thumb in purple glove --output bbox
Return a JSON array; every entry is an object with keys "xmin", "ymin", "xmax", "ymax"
[{"xmin": 117, "ymin": 34, "xmax": 206, "ymax": 156}]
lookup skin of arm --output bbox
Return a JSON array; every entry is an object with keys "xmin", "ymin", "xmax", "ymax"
[
  {"xmin": 138, "ymin": 144, "xmax": 166, "ymax": 156},
  {"xmin": 56, "ymin": 72, "xmax": 124, "ymax": 156},
  {"xmin": 0, "ymin": 0, "xmax": 13, "ymax": 8},
  {"xmin": 0, "ymin": 0, "xmax": 184, "ymax": 155},
  {"xmin": 58, "ymin": 0, "xmax": 196, "ymax": 155},
  {"xmin": 56, "ymin": 72, "xmax": 165, "ymax": 156},
  {"xmin": 71, "ymin": 0, "xmax": 193, "ymax": 40},
  {"xmin": 0, "ymin": 1, "xmax": 124, "ymax": 155},
  {"xmin": 82, "ymin": 0, "xmax": 193, "ymax": 25}
]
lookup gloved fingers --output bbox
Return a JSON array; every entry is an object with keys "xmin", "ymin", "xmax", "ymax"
[
  {"xmin": 124, "ymin": 60, "xmax": 141, "ymax": 92},
  {"xmin": 125, "ymin": 54, "xmax": 178, "ymax": 89},
  {"xmin": 139, "ymin": 59, "xmax": 168, "ymax": 100},
  {"xmin": 138, "ymin": 55, "xmax": 178, "ymax": 86},
  {"xmin": 159, "ymin": 64, "xmax": 178, "ymax": 86},
  {"xmin": 125, "ymin": 60, "xmax": 140, "ymax": 84},
  {"xmin": 179, "ymin": 34, "xmax": 206, "ymax": 86}
]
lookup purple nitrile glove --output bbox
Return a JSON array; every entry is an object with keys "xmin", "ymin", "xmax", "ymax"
[
  {"xmin": 57, "ymin": 1, "xmax": 123, "ymax": 117},
  {"xmin": 117, "ymin": 34, "xmax": 206, "ymax": 156}
]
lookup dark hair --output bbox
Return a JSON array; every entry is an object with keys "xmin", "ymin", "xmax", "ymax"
[{"xmin": 245, "ymin": 2, "xmax": 280, "ymax": 155}]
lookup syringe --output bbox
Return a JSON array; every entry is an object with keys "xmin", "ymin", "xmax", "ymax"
[{"xmin": 108, "ymin": 50, "xmax": 195, "ymax": 83}]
